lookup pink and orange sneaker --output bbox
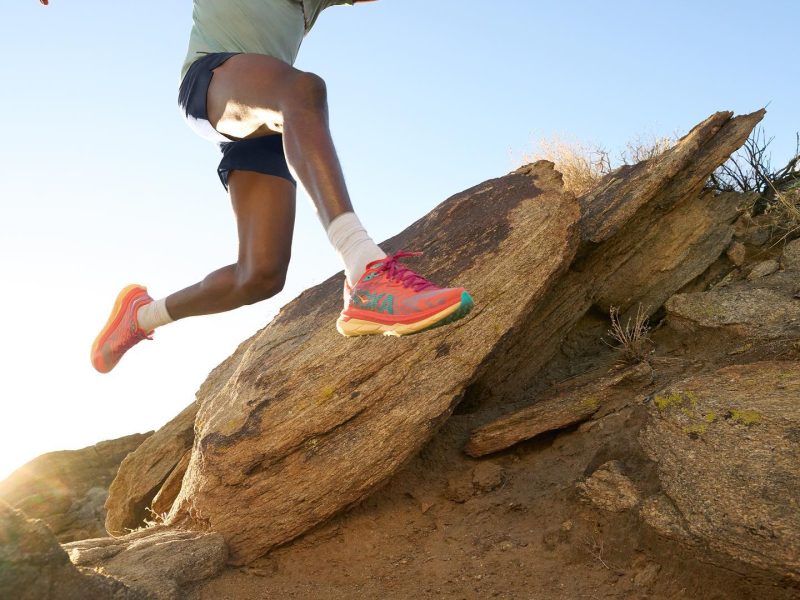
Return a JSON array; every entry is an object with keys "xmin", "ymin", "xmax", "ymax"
[
  {"xmin": 91, "ymin": 284, "xmax": 154, "ymax": 373},
  {"xmin": 337, "ymin": 251, "xmax": 474, "ymax": 337}
]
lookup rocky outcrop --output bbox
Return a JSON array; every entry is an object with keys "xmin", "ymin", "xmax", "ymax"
[
  {"xmin": 0, "ymin": 433, "xmax": 150, "ymax": 542},
  {"xmin": 666, "ymin": 271, "xmax": 800, "ymax": 339},
  {"xmin": 475, "ymin": 111, "xmax": 762, "ymax": 407},
  {"xmin": 0, "ymin": 500, "xmax": 146, "ymax": 600},
  {"xmin": 103, "ymin": 110, "xmax": 764, "ymax": 570},
  {"xmin": 465, "ymin": 362, "xmax": 651, "ymax": 457},
  {"xmin": 106, "ymin": 403, "xmax": 196, "ymax": 535},
  {"xmin": 639, "ymin": 362, "xmax": 800, "ymax": 581},
  {"xmin": 64, "ymin": 528, "xmax": 227, "ymax": 600},
  {"xmin": 162, "ymin": 160, "xmax": 581, "ymax": 564}
]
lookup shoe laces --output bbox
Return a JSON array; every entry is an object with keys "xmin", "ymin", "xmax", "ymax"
[{"xmin": 378, "ymin": 251, "xmax": 438, "ymax": 292}]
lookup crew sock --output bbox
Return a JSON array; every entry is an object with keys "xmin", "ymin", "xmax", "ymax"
[
  {"xmin": 135, "ymin": 297, "xmax": 174, "ymax": 333},
  {"xmin": 326, "ymin": 212, "xmax": 386, "ymax": 287}
]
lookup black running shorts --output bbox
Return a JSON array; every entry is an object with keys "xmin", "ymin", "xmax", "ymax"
[{"xmin": 177, "ymin": 52, "xmax": 296, "ymax": 192}]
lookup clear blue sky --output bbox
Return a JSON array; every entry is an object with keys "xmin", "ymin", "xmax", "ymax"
[{"xmin": 1, "ymin": 0, "xmax": 797, "ymax": 479}]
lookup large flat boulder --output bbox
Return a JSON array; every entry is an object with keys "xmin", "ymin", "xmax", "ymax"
[
  {"xmin": 639, "ymin": 362, "xmax": 800, "ymax": 581},
  {"xmin": 64, "ymin": 528, "xmax": 227, "ymax": 600},
  {"xmin": 164, "ymin": 161, "xmax": 581, "ymax": 563},
  {"xmin": 0, "ymin": 433, "xmax": 150, "ymax": 542}
]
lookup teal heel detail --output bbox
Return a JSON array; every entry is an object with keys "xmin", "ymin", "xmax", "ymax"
[{"xmin": 416, "ymin": 291, "xmax": 474, "ymax": 334}]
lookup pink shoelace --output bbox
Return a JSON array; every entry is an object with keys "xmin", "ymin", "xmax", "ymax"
[{"xmin": 377, "ymin": 251, "xmax": 439, "ymax": 292}]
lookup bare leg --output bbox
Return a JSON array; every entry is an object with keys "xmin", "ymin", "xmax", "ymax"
[
  {"xmin": 205, "ymin": 53, "xmax": 353, "ymax": 228},
  {"xmin": 164, "ymin": 171, "xmax": 296, "ymax": 320}
]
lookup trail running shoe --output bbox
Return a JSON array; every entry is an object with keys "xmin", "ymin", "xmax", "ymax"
[
  {"xmin": 91, "ymin": 284, "xmax": 154, "ymax": 373},
  {"xmin": 337, "ymin": 251, "xmax": 474, "ymax": 337}
]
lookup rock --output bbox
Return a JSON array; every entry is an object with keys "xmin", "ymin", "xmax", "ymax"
[
  {"xmin": 444, "ymin": 476, "xmax": 474, "ymax": 504},
  {"xmin": 64, "ymin": 528, "xmax": 227, "ymax": 600},
  {"xmin": 0, "ymin": 433, "xmax": 150, "ymax": 543},
  {"xmin": 639, "ymin": 495, "xmax": 692, "ymax": 541},
  {"xmin": 747, "ymin": 258, "xmax": 780, "ymax": 280},
  {"xmin": 472, "ymin": 463, "xmax": 505, "ymax": 493},
  {"xmin": 150, "ymin": 449, "xmax": 191, "ymax": 518},
  {"xmin": 666, "ymin": 272, "xmax": 800, "ymax": 339},
  {"xmin": 161, "ymin": 160, "xmax": 581, "ymax": 564},
  {"xmin": 576, "ymin": 461, "xmax": 640, "ymax": 512},
  {"xmin": 119, "ymin": 110, "xmax": 763, "ymax": 566},
  {"xmin": 633, "ymin": 562, "xmax": 661, "ymax": 587},
  {"xmin": 639, "ymin": 362, "xmax": 800, "ymax": 581},
  {"xmin": 733, "ymin": 211, "xmax": 773, "ymax": 246},
  {"xmin": 781, "ymin": 238, "xmax": 800, "ymax": 270},
  {"xmin": 710, "ymin": 268, "xmax": 742, "ymax": 289},
  {"xmin": 106, "ymin": 403, "xmax": 197, "ymax": 535},
  {"xmin": 476, "ymin": 111, "xmax": 763, "ymax": 407},
  {"xmin": 725, "ymin": 241, "xmax": 747, "ymax": 266},
  {"xmin": 0, "ymin": 500, "xmax": 146, "ymax": 600},
  {"xmin": 465, "ymin": 363, "xmax": 651, "ymax": 457}
]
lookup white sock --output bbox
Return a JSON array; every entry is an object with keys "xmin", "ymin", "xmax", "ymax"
[
  {"xmin": 326, "ymin": 212, "xmax": 386, "ymax": 286},
  {"xmin": 135, "ymin": 297, "xmax": 174, "ymax": 333}
]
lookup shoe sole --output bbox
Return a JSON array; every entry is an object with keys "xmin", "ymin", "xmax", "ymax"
[
  {"xmin": 337, "ymin": 291, "xmax": 474, "ymax": 337},
  {"xmin": 90, "ymin": 284, "xmax": 146, "ymax": 373}
]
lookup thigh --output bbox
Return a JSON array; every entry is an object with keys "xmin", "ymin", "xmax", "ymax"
[
  {"xmin": 207, "ymin": 53, "xmax": 301, "ymax": 141},
  {"xmin": 228, "ymin": 170, "xmax": 297, "ymax": 275}
]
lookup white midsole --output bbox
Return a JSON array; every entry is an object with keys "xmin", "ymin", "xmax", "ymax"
[{"xmin": 336, "ymin": 301, "xmax": 463, "ymax": 337}]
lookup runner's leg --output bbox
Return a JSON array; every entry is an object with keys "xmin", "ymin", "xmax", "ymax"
[
  {"xmin": 163, "ymin": 170, "xmax": 296, "ymax": 320},
  {"xmin": 205, "ymin": 53, "xmax": 352, "ymax": 228},
  {"xmin": 205, "ymin": 53, "xmax": 385, "ymax": 287}
]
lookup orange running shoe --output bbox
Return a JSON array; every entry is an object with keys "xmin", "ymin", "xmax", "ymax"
[
  {"xmin": 337, "ymin": 251, "xmax": 474, "ymax": 337},
  {"xmin": 91, "ymin": 284, "xmax": 154, "ymax": 373}
]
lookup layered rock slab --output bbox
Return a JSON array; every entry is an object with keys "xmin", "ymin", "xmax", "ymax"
[
  {"xmin": 465, "ymin": 362, "xmax": 651, "ymax": 457},
  {"xmin": 639, "ymin": 362, "xmax": 800, "ymax": 581},
  {"xmin": 0, "ymin": 432, "xmax": 150, "ymax": 542},
  {"xmin": 164, "ymin": 161, "xmax": 581, "ymax": 563},
  {"xmin": 475, "ymin": 111, "xmax": 763, "ymax": 406}
]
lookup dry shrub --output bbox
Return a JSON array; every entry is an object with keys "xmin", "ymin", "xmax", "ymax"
[
  {"xmin": 708, "ymin": 128, "xmax": 800, "ymax": 236},
  {"xmin": 522, "ymin": 133, "xmax": 676, "ymax": 196},
  {"xmin": 620, "ymin": 134, "xmax": 676, "ymax": 164},
  {"xmin": 523, "ymin": 135, "xmax": 611, "ymax": 196},
  {"xmin": 605, "ymin": 305, "xmax": 653, "ymax": 364}
]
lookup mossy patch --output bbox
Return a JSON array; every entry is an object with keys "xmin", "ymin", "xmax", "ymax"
[
  {"xmin": 730, "ymin": 409, "xmax": 763, "ymax": 425},
  {"xmin": 654, "ymin": 390, "xmax": 698, "ymax": 412},
  {"xmin": 683, "ymin": 423, "xmax": 708, "ymax": 436},
  {"xmin": 582, "ymin": 397, "xmax": 600, "ymax": 410},
  {"xmin": 703, "ymin": 411, "xmax": 717, "ymax": 423}
]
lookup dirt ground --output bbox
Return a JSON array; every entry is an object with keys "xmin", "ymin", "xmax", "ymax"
[{"xmin": 186, "ymin": 307, "xmax": 800, "ymax": 600}]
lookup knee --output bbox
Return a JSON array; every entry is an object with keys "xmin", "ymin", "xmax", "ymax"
[
  {"xmin": 236, "ymin": 262, "xmax": 289, "ymax": 304},
  {"xmin": 286, "ymin": 71, "xmax": 327, "ymax": 112}
]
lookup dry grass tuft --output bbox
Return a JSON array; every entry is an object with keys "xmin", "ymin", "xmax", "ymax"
[
  {"xmin": 521, "ymin": 133, "xmax": 676, "ymax": 196},
  {"xmin": 605, "ymin": 304, "xmax": 653, "ymax": 364},
  {"xmin": 523, "ymin": 135, "xmax": 611, "ymax": 196}
]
